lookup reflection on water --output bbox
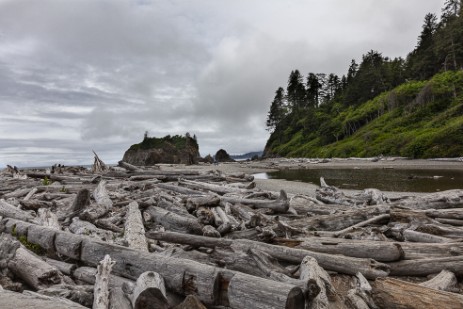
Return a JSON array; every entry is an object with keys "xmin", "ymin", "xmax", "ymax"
[{"xmin": 258, "ymin": 168, "xmax": 463, "ymax": 192}]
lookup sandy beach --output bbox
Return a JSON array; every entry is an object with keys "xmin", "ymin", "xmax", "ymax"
[{"xmin": 160, "ymin": 158, "xmax": 463, "ymax": 198}]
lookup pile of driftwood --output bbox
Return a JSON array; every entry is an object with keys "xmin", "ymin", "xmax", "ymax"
[{"xmin": 1, "ymin": 158, "xmax": 463, "ymax": 309}]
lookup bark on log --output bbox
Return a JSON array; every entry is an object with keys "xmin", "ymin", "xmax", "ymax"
[
  {"xmin": 392, "ymin": 189, "xmax": 463, "ymax": 210},
  {"xmin": 372, "ymin": 277, "xmax": 463, "ymax": 309},
  {"xmin": 173, "ymin": 295, "xmax": 207, "ymax": 309},
  {"xmin": 125, "ymin": 201, "xmax": 148, "ymax": 252},
  {"xmin": 127, "ymin": 271, "xmax": 169, "ymax": 309},
  {"xmin": 93, "ymin": 254, "xmax": 115, "ymax": 309}
]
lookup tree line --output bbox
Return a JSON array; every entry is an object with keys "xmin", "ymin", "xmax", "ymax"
[{"xmin": 266, "ymin": 0, "xmax": 463, "ymax": 148}]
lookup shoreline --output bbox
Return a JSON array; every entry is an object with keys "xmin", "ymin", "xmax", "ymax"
[{"xmin": 160, "ymin": 158, "xmax": 463, "ymax": 198}]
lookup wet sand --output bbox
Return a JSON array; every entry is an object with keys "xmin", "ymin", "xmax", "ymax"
[{"xmin": 160, "ymin": 158, "xmax": 463, "ymax": 198}]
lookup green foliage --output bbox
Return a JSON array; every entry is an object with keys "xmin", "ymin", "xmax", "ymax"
[
  {"xmin": 129, "ymin": 134, "xmax": 198, "ymax": 151},
  {"xmin": 42, "ymin": 176, "xmax": 51, "ymax": 186},
  {"xmin": 18, "ymin": 235, "xmax": 45, "ymax": 255},
  {"xmin": 266, "ymin": 71, "xmax": 463, "ymax": 158}
]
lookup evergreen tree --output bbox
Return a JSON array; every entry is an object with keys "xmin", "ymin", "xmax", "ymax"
[
  {"xmin": 286, "ymin": 70, "xmax": 307, "ymax": 110},
  {"xmin": 306, "ymin": 73, "xmax": 322, "ymax": 108},
  {"xmin": 436, "ymin": 0, "xmax": 463, "ymax": 71},
  {"xmin": 407, "ymin": 13, "xmax": 439, "ymax": 80},
  {"xmin": 266, "ymin": 87, "xmax": 287, "ymax": 132}
]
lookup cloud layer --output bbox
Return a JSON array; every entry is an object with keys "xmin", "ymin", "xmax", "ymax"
[{"xmin": 0, "ymin": 0, "xmax": 445, "ymax": 166}]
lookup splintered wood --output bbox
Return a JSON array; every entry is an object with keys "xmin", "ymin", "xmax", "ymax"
[{"xmin": 1, "ymin": 161, "xmax": 463, "ymax": 308}]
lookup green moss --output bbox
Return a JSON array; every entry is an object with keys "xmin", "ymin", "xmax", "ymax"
[{"xmin": 18, "ymin": 235, "xmax": 45, "ymax": 255}]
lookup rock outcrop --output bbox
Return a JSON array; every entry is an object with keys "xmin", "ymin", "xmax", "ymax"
[
  {"xmin": 122, "ymin": 134, "xmax": 200, "ymax": 165},
  {"xmin": 214, "ymin": 149, "xmax": 235, "ymax": 163}
]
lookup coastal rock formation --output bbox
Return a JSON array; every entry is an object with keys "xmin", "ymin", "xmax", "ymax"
[
  {"xmin": 214, "ymin": 149, "xmax": 235, "ymax": 163},
  {"xmin": 122, "ymin": 134, "xmax": 200, "ymax": 165}
]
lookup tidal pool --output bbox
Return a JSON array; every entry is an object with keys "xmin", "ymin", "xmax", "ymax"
[{"xmin": 255, "ymin": 168, "xmax": 463, "ymax": 192}]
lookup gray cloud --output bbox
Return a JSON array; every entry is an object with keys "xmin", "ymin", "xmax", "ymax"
[{"xmin": 0, "ymin": 0, "xmax": 445, "ymax": 166}]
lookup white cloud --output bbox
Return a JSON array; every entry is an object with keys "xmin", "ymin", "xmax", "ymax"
[{"xmin": 0, "ymin": 0, "xmax": 445, "ymax": 166}]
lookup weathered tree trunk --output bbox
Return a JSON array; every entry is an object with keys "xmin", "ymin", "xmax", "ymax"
[
  {"xmin": 273, "ymin": 237, "xmax": 403, "ymax": 262},
  {"xmin": 125, "ymin": 201, "xmax": 148, "ymax": 252},
  {"xmin": 419, "ymin": 270, "xmax": 459, "ymax": 292},
  {"xmin": 220, "ymin": 190, "xmax": 290, "ymax": 213},
  {"xmin": 0, "ymin": 289, "xmax": 87, "ymax": 309},
  {"xmin": 127, "ymin": 271, "xmax": 169, "ymax": 309},
  {"xmin": 93, "ymin": 254, "xmax": 115, "ymax": 309},
  {"xmin": 144, "ymin": 206, "xmax": 203, "ymax": 234},
  {"xmin": 0, "ymin": 199, "xmax": 38, "ymax": 223},
  {"xmin": 299, "ymin": 256, "xmax": 339, "ymax": 309},
  {"xmin": 227, "ymin": 272, "xmax": 305, "ymax": 309},
  {"xmin": 372, "ymin": 277, "xmax": 463, "ymax": 309},
  {"xmin": 118, "ymin": 160, "xmax": 143, "ymax": 172},
  {"xmin": 80, "ymin": 181, "xmax": 112, "ymax": 221},
  {"xmin": 38, "ymin": 208, "xmax": 60, "ymax": 229},
  {"xmin": 147, "ymin": 231, "xmax": 390, "ymax": 279},
  {"xmin": 389, "ymin": 256, "xmax": 463, "ymax": 276}
]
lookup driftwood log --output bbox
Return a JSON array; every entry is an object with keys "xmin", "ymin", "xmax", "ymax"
[{"xmin": 2, "ymin": 160, "xmax": 463, "ymax": 309}]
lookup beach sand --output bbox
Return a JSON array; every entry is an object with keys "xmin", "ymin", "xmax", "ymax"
[{"xmin": 160, "ymin": 158, "xmax": 463, "ymax": 198}]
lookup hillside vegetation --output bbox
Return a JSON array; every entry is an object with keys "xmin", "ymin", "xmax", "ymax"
[{"xmin": 264, "ymin": 0, "xmax": 463, "ymax": 158}]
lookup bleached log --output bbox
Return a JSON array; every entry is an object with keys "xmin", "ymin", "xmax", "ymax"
[
  {"xmin": 38, "ymin": 284, "xmax": 94, "ymax": 308},
  {"xmin": 38, "ymin": 208, "xmax": 61, "ymax": 229},
  {"xmin": 393, "ymin": 189, "xmax": 463, "ymax": 210},
  {"xmin": 148, "ymin": 231, "xmax": 390, "ymax": 279},
  {"xmin": 346, "ymin": 272, "xmax": 375, "ymax": 309},
  {"xmin": 389, "ymin": 256, "xmax": 463, "ymax": 276},
  {"xmin": 80, "ymin": 181, "xmax": 112, "ymax": 221},
  {"xmin": 61, "ymin": 188, "xmax": 90, "ymax": 221},
  {"xmin": 0, "ymin": 289, "xmax": 87, "ymax": 309},
  {"xmin": 73, "ymin": 266, "xmax": 132, "ymax": 309},
  {"xmin": 144, "ymin": 206, "xmax": 203, "ymax": 234},
  {"xmin": 300, "ymin": 256, "xmax": 338, "ymax": 309},
  {"xmin": 179, "ymin": 178, "xmax": 251, "ymax": 195},
  {"xmin": 118, "ymin": 160, "xmax": 143, "ymax": 172},
  {"xmin": 372, "ymin": 277, "xmax": 463, "ymax": 309},
  {"xmin": 44, "ymin": 257, "xmax": 76, "ymax": 275},
  {"xmin": 220, "ymin": 190, "xmax": 290, "ymax": 213},
  {"xmin": 92, "ymin": 150, "xmax": 107, "ymax": 174},
  {"xmin": 127, "ymin": 271, "xmax": 169, "ymax": 309},
  {"xmin": 227, "ymin": 272, "xmax": 305, "ymax": 309},
  {"xmin": 93, "ymin": 254, "xmax": 115, "ymax": 309},
  {"xmin": 419, "ymin": 270, "xmax": 459, "ymax": 292},
  {"xmin": 69, "ymin": 217, "xmax": 114, "ymax": 243},
  {"xmin": 290, "ymin": 204, "xmax": 390, "ymax": 231},
  {"xmin": 274, "ymin": 237, "xmax": 403, "ymax": 262},
  {"xmin": 0, "ymin": 199, "xmax": 38, "ymax": 223},
  {"xmin": 125, "ymin": 201, "xmax": 148, "ymax": 252},
  {"xmin": 8, "ymin": 245, "xmax": 63, "ymax": 289},
  {"xmin": 2, "ymin": 218, "xmax": 305, "ymax": 308},
  {"xmin": 330, "ymin": 214, "xmax": 390, "ymax": 237},
  {"xmin": 403, "ymin": 229, "xmax": 453, "ymax": 243}
]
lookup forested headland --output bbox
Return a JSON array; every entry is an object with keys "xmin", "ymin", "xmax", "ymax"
[{"xmin": 264, "ymin": 0, "xmax": 463, "ymax": 158}]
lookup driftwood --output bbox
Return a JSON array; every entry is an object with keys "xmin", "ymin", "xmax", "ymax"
[
  {"xmin": 2, "ymin": 159, "xmax": 463, "ymax": 309},
  {"xmin": 372, "ymin": 277, "xmax": 463, "ymax": 309},
  {"xmin": 93, "ymin": 254, "xmax": 115, "ymax": 309},
  {"xmin": 0, "ymin": 289, "xmax": 87, "ymax": 309},
  {"xmin": 126, "ymin": 271, "xmax": 169, "ymax": 309},
  {"xmin": 125, "ymin": 201, "xmax": 148, "ymax": 252}
]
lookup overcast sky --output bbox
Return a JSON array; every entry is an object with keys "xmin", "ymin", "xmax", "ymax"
[{"xmin": 0, "ymin": 0, "xmax": 445, "ymax": 167}]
